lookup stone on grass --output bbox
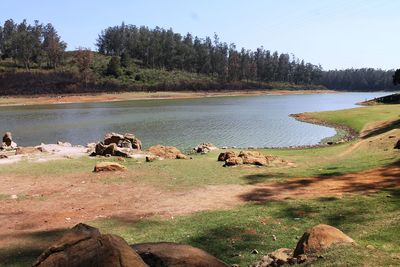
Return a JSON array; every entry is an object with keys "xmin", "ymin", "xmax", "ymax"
[
  {"xmin": 2, "ymin": 132, "xmax": 12, "ymax": 146},
  {"xmin": 218, "ymin": 151, "xmax": 236, "ymax": 161},
  {"xmin": 238, "ymin": 151, "xmax": 268, "ymax": 166},
  {"xmin": 93, "ymin": 162, "xmax": 127, "ymax": 172},
  {"xmin": 293, "ymin": 224, "xmax": 354, "ymax": 257},
  {"xmin": 194, "ymin": 143, "xmax": 218, "ymax": 153},
  {"xmin": 15, "ymin": 147, "xmax": 42, "ymax": 155},
  {"xmin": 148, "ymin": 145, "xmax": 187, "ymax": 159},
  {"xmin": 32, "ymin": 223, "xmax": 147, "ymax": 267},
  {"xmin": 224, "ymin": 156, "xmax": 243, "ymax": 166},
  {"xmin": 131, "ymin": 242, "xmax": 228, "ymax": 267}
]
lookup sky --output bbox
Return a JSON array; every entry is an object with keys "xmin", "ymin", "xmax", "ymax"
[{"xmin": 2, "ymin": 0, "xmax": 399, "ymax": 70}]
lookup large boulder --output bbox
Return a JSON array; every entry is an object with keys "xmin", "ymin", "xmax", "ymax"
[
  {"xmin": 194, "ymin": 143, "xmax": 218, "ymax": 154},
  {"xmin": 124, "ymin": 133, "xmax": 142, "ymax": 150},
  {"xmin": 148, "ymin": 145, "xmax": 187, "ymax": 159},
  {"xmin": 131, "ymin": 242, "xmax": 228, "ymax": 267},
  {"xmin": 217, "ymin": 151, "xmax": 236, "ymax": 161},
  {"xmin": 33, "ymin": 223, "xmax": 147, "ymax": 267},
  {"xmin": 224, "ymin": 156, "xmax": 243, "ymax": 166},
  {"xmin": 104, "ymin": 132, "xmax": 124, "ymax": 146},
  {"xmin": 94, "ymin": 162, "xmax": 127, "ymax": 172},
  {"xmin": 293, "ymin": 224, "xmax": 354, "ymax": 257},
  {"xmin": 238, "ymin": 151, "xmax": 268, "ymax": 166}
]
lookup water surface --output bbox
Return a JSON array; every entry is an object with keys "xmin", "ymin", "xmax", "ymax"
[{"xmin": 0, "ymin": 92, "xmax": 390, "ymax": 149}]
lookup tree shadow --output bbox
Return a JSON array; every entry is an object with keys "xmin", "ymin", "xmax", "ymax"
[
  {"xmin": 361, "ymin": 119, "xmax": 400, "ymax": 139},
  {"xmin": 239, "ymin": 160, "xmax": 400, "ymax": 204},
  {"xmin": 0, "ymin": 228, "xmax": 67, "ymax": 266}
]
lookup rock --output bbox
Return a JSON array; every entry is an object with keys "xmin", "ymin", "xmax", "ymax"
[
  {"xmin": 0, "ymin": 154, "xmax": 8, "ymax": 159},
  {"xmin": 293, "ymin": 224, "xmax": 354, "ymax": 257},
  {"xmin": 95, "ymin": 142, "xmax": 116, "ymax": 156},
  {"xmin": 176, "ymin": 153, "xmax": 188, "ymax": 159},
  {"xmin": 104, "ymin": 132, "xmax": 124, "ymax": 146},
  {"xmin": 15, "ymin": 147, "xmax": 42, "ymax": 155},
  {"xmin": 394, "ymin": 140, "xmax": 400, "ymax": 149},
  {"xmin": 120, "ymin": 140, "xmax": 133, "ymax": 149},
  {"xmin": 2, "ymin": 132, "xmax": 12, "ymax": 146},
  {"xmin": 194, "ymin": 143, "xmax": 218, "ymax": 153},
  {"xmin": 146, "ymin": 155, "xmax": 157, "ymax": 162},
  {"xmin": 224, "ymin": 156, "xmax": 243, "ymax": 166},
  {"xmin": 238, "ymin": 151, "xmax": 268, "ymax": 166},
  {"xmin": 57, "ymin": 141, "xmax": 72, "ymax": 147},
  {"xmin": 269, "ymin": 248, "xmax": 293, "ymax": 265},
  {"xmin": 251, "ymin": 248, "xmax": 294, "ymax": 267},
  {"xmin": 131, "ymin": 138, "xmax": 142, "ymax": 150},
  {"xmin": 93, "ymin": 162, "xmax": 127, "ymax": 172},
  {"xmin": 131, "ymin": 242, "xmax": 228, "ymax": 267},
  {"xmin": 148, "ymin": 145, "xmax": 186, "ymax": 159},
  {"xmin": 33, "ymin": 223, "xmax": 147, "ymax": 267},
  {"xmin": 123, "ymin": 133, "xmax": 136, "ymax": 143},
  {"xmin": 218, "ymin": 151, "xmax": 236, "ymax": 161}
]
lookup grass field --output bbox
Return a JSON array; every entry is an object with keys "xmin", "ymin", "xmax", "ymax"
[{"xmin": 0, "ymin": 104, "xmax": 399, "ymax": 266}]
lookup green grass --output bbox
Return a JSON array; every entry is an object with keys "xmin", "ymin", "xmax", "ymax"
[
  {"xmin": 303, "ymin": 104, "xmax": 400, "ymax": 133},
  {"xmin": 92, "ymin": 190, "xmax": 399, "ymax": 266}
]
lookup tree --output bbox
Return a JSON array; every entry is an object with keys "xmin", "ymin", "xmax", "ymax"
[
  {"xmin": 105, "ymin": 56, "xmax": 122, "ymax": 77},
  {"xmin": 393, "ymin": 69, "xmax": 400, "ymax": 85},
  {"xmin": 73, "ymin": 48, "xmax": 93, "ymax": 87},
  {"xmin": 42, "ymin": 23, "xmax": 66, "ymax": 69}
]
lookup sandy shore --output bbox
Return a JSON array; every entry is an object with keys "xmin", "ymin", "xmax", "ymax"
[{"xmin": 0, "ymin": 89, "xmax": 335, "ymax": 107}]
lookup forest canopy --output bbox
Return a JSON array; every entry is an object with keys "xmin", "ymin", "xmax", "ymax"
[{"xmin": 0, "ymin": 19, "xmax": 398, "ymax": 93}]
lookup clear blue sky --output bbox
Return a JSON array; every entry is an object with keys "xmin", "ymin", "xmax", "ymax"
[{"xmin": 2, "ymin": 0, "xmax": 399, "ymax": 70}]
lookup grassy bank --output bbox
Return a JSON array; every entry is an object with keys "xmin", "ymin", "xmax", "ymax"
[{"xmin": 0, "ymin": 104, "xmax": 399, "ymax": 266}]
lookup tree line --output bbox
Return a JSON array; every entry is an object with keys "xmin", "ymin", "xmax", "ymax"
[
  {"xmin": 0, "ymin": 19, "xmax": 66, "ymax": 69},
  {"xmin": 0, "ymin": 19, "xmax": 399, "ymax": 92},
  {"xmin": 96, "ymin": 23, "xmax": 323, "ymax": 84},
  {"xmin": 318, "ymin": 68, "xmax": 398, "ymax": 91}
]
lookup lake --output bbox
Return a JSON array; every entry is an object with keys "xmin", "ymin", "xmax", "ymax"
[{"xmin": 0, "ymin": 92, "xmax": 390, "ymax": 149}]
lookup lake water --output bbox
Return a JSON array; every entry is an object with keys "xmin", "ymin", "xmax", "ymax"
[{"xmin": 0, "ymin": 92, "xmax": 391, "ymax": 149}]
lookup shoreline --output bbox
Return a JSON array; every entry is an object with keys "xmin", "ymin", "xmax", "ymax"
[
  {"xmin": 0, "ymin": 89, "xmax": 336, "ymax": 107},
  {"xmin": 290, "ymin": 113, "xmax": 358, "ymax": 145}
]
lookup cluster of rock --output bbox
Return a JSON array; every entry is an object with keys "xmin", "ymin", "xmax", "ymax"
[
  {"xmin": 218, "ymin": 150, "xmax": 290, "ymax": 167},
  {"xmin": 33, "ymin": 223, "xmax": 228, "ymax": 267},
  {"xmin": 147, "ymin": 145, "xmax": 187, "ymax": 161},
  {"xmin": 91, "ymin": 132, "xmax": 142, "ymax": 158},
  {"xmin": 251, "ymin": 224, "xmax": 354, "ymax": 267},
  {"xmin": 193, "ymin": 143, "xmax": 218, "ymax": 154},
  {"xmin": 0, "ymin": 132, "xmax": 17, "ymax": 151}
]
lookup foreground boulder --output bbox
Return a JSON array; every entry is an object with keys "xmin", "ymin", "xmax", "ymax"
[
  {"xmin": 224, "ymin": 156, "xmax": 243, "ymax": 166},
  {"xmin": 33, "ymin": 223, "xmax": 147, "ymax": 267},
  {"xmin": 131, "ymin": 242, "xmax": 228, "ymax": 267},
  {"xmin": 148, "ymin": 145, "xmax": 187, "ymax": 159},
  {"xmin": 293, "ymin": 224, "xmax": 354, "ymax": 257},
  {"xmin": 94, "ymin": 162, "xmax": 127, "ymax": 172},
  {"xmin": 193, "ymin": 143, "xmax": 218, "ymax": 153}
]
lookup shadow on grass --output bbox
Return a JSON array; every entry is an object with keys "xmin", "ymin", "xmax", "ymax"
[
  {"xmin": 0, "ymin": 228, "xmax": 67, "ymax": 266},
  {"xmin": 240, "ymin": 160, "xmax": 400, "ymax": 204},
  {"xmin": 361, "ymin": 119, "xmax": 400, "ymax": 139}
]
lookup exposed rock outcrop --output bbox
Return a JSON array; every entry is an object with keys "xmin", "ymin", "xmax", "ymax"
[
  {"xmin": 15, "ymin": 146, "xmax": 43, "ymax": 155},
  {"xmin": 93, "ymin": 162, "xmax": 127, "ymax": 172},
  {"xmin": 148, "ymin": 145, "xmax": 187, "ymax": 159},
  {"xmin": 238, "ymin": 151, "xmax": 269, "ymax": 166},
  {"xmin": 131, "ymin": 242, "xmax": 228, "ymax": 267},
  {"xmin": 32, "ymin": 223, "xmax": 147, "ymax": 267},
  {"xmin": 219, "ymin": 150, "xmax": 292, "ymax": 167},
  {"xmin": 293, "ymin": 224, "xmax": 354, "ymax": 257},
  {"xmin": 92, "ymin": 132, "xmax": 142, "ymax": 157},
  {"xmin": 1, "ymin": 132, "xmax": 17, "ymax": 150},
  {"xmin": 193, "ymin": 143, "xmax": 218, "ymax": 154},
  {"xmin": 218, "ymin": 151, "xmax": 236, "ymax": 161}
]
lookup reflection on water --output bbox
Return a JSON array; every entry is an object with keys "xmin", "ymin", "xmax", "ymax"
[{"xmin": 0, "ymin": 92, "xmax": 390, "ymax": 149}]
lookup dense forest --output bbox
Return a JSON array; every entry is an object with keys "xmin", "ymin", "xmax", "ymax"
[{"xmin": 0, "ymin": 19, "xmax": 398, "ymax": 95}]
